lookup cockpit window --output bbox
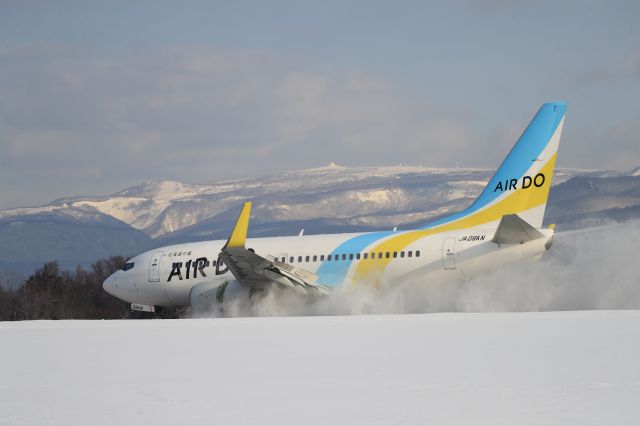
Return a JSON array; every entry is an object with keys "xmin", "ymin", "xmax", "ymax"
[{"xmin": 122, "ymin": 262, "xmax": 135, "ymax": 271}]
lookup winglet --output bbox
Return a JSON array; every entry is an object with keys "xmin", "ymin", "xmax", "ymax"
[{"xmin": 224, "ymin": 201, "xmax": 252, "ymax": 249}]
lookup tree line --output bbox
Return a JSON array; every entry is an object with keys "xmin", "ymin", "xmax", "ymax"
[{"xmin": 0, "ymin": 256, "xmax": 183, "ymax": 321}]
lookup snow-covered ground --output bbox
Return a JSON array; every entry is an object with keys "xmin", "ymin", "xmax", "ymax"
[{"xmin": 2, "ymin": 311, "xmax": 640, "ymax": 425}]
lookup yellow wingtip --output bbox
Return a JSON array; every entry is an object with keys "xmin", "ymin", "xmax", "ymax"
[
  {"xmin": 548, "ymin": 223, "xmax": 556, "ymax": 230},
  {"xmin": 226, "ymin": 201, "xmax": 252, "ymax": 248}
]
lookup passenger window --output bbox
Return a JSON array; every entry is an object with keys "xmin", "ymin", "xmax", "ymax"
[
  {"xmin": 416, "ymin": 250, "xmax": 421, "ymax": 257},
  {"xmin": 320, "ymin": 255, "xmax": 325, "ymax": 261},
  {"xmin": 313, "ymin": 255, "xmax": 317, "ymax": 262},
  {"xmin": 349, "ymin": 254, "xmax": 354, "ymax": 260},
  {"xmin": 385, "ymin": 252, "xmax": 390, "ymax": 259},
  {"xmin": 393, "ymin": 252, "xmax": 397, "ymax": 258},
  {"xmin": 327, "ymin": 255, "xmax": 332, "ymax": 261},
  {"xmin": 298, "ymin": 256, "xmax": 302, "ymax": 263},
  {"xmin": 408, "ymin": 251, "xmax": 413, "ymax": 258},
  {"xmin": 305, "ymin": 256, "xmax": 310, "ymax": 262},
  {"xmin": 363, "ymin": 253, "xmax": 368, "ymax": 259},
  {"xmin": 378, "ymin": 252, "xmax": 383, "ymax": 259},
  {"xmin": 400, "ymin": 251, "xmax": 405, "ymax": 258},
  {"xmin": 356, "ymin": 253, "xmax": 361, "ymax": 260},
  {"xmin": 289, "ymin": 256, "xmax": 294, "ymax": 263},
  {"xmin": 342, "ymin": 254, "xmax": 346, "ymax": 261}
]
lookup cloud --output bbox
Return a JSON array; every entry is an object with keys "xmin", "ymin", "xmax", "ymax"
[
  {"xmin": 0, "ymin": 44, "xmax": 475, "ymax": 209},
  {"xmin": 593, "ymin": 119, "xmax": 640, "ymax": 170},
  {"xmin": 571, "ymin": 47, "xmax": 640, "ymax": 88},
  {"xmin": 1, "ymin": 43, "xmax": 638, "ymax": 210},
  {"xmin": 623, "ymin": 48, "xmax": 640, "ymax": 78}
]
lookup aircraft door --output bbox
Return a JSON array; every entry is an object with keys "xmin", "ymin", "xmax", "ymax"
[
  {"xmin": 442, "ymin": 237, "xmax": 456, "ymax": 270},
  {"xmin": 148, "ymin": 251, "xmax": 164, "ymax": 282}
]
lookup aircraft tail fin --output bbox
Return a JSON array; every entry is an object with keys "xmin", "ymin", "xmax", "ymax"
[
  {"xmin": 427, "ymin": 102, "xmax": 566, "ymax": 231},
  {"xmin": 472, "ymin": 102, "xmax": 566, "ymax": 228}
]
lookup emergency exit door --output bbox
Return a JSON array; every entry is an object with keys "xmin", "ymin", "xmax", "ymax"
[
  {"xmin": 442, "ymin": 238, "xmax": 456, "ymax": 270},
  {"xmin": 148, "ymin": 251, "xmax": 163, "ymax": 282}
]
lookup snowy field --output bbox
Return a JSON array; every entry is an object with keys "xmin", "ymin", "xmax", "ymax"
[{"xmin": 2, "ymin": 311, "xmax": 640, "ymax": 425}]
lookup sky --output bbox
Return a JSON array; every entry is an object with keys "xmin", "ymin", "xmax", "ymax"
[{"xmin": 0, "ymin": 0, "xmax": 639, "ymax": 209}]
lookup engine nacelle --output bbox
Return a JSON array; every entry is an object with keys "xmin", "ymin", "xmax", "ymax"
[{"xmin": 189, "ymin": 280, "xmax": 263, "ymax": 315}]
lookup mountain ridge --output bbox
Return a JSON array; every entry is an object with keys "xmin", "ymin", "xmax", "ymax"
[
  {"xmin": 0, "ymin": 165, "xmax": 638, "ymax": 288},
  {"xmin": 2, "ymin": 165, "xmax": 629, "ymax": 238}
]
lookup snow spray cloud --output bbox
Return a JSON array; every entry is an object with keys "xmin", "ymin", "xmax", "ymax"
[
  {"xmin": 196, "ymin": 221, "xmax": 640, "ymax": 317},
  {"xmin": 455, "ymin": 221, "xmax": 640, "ymax": 312}
]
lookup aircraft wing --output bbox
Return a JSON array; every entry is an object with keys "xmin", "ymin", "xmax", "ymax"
[
  {"xmin": 492, "ymin": 214, "xmax": 544, "ymax": 244},
  {"xmin": 218, "ymin": 202, "xmax": 330, "ymax": 296}
]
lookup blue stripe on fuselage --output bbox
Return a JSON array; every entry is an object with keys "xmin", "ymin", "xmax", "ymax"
[{"xmin": 316, "ymin": 231, "xmax": 393, "ymax": 287}]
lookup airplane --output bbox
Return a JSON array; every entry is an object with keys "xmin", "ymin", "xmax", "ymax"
[{"xmin": 103, "ymin": 102, "xmax": 567, "ymax": 315}]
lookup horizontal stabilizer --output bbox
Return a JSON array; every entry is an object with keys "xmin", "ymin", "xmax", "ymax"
[{"xmin": 492, "ymin": 214, "xmax": 544, "ymax": 244}]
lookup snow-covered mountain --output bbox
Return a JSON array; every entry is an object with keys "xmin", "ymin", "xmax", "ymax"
[
  {"xmin": 0, "ymin": 165, "xmax": 638, "ymax": 287},
  {"xmin": 0, "ymin": 165, "xmax": 615, "ymax": 238}
]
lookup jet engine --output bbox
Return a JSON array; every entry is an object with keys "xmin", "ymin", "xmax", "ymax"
[{"xmin": 189, "ymin": 280, "xmax": 264, "ymax": 315}]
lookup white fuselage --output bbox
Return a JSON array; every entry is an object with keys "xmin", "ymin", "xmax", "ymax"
[
  {"xmin": 102, "ymin": 101, "xmax": 567, "ymax": 310},
  {"xmin": 103, "ymin": 225, "xmax": 553, "ymax": 306}
]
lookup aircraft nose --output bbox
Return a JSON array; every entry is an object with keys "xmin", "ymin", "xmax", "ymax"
[{"xmin": 103, "ymin": 274, "xmax": 117, "ymax": 296}]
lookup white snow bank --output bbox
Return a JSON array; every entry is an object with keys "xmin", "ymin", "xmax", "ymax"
[{"xmin": 2, "ymin": 311, "xmax": 640, "ymax": 425}]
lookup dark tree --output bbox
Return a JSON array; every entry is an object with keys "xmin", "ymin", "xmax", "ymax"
[{"xmin": 0, "ymin": 256, "xmax": 185, "ymax": 321}]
